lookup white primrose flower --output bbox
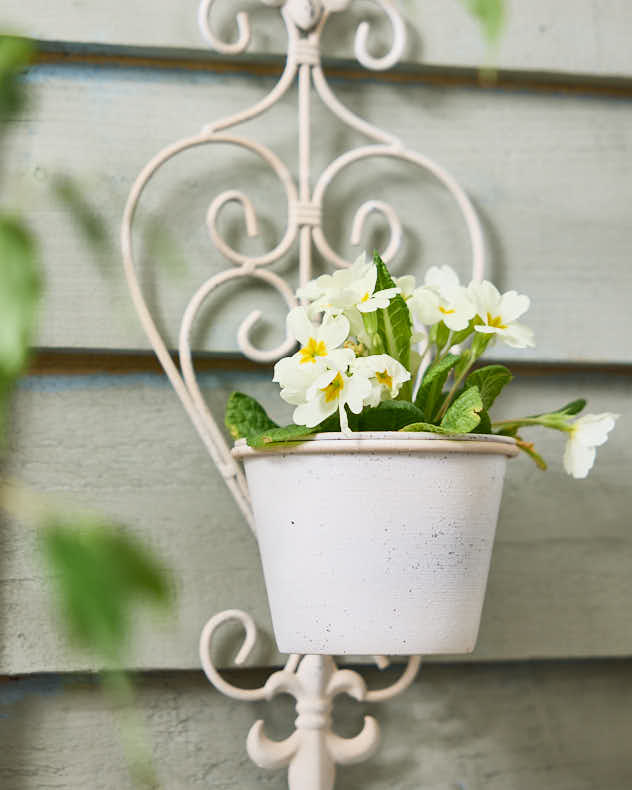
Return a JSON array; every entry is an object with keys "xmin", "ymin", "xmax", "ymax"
[
  {"xmin": 297, "ymin": 252, "xmax": 399, "ymax": 317},
  {"xmin": 273, "ymin": 354, "xmax": 330, "ymax": 406},
  {"xmin": 286, "ymin": 306, "xmax": 352, "ymax": 368},
  {"xmin": 468, "ymin": 280, "xmax": 535, "ymax": 349},
  {"xmin": 395, "ymin": 274, "xmax": 417, "ymax": 301},
  {"xmin": 351, "ymin": 354, "xmax": 411, "ymax": 407},
  {"xmin": 563, "ymin": 413, "xmax": 619, "ymax": 479},
  {"xmin": 293, "ymin": 363, "xmax": 373, "ymax": 434},
  {"xmin": 409, "ymin": 265, "xmax": 475, "ymax": 332}
]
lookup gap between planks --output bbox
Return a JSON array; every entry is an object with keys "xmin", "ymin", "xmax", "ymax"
[
  {"xmin": 33, "ymin": 44, "xmax": 632, "ymax": 100},
  {"xmin": 27, "ymin": 349, "xmax": 632, "ymax": 378}
]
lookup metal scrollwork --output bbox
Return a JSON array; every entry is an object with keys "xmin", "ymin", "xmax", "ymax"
[
  {"xmin": 200, "ymin": 610, "xmax": 422, "ymax": 790},
  {"xmin": 122, "ymin": 2, "xmax": 482, "ymax": 786}
]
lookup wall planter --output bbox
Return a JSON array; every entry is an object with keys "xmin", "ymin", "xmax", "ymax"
[{"xmin": 233, "ymin": 431, "xmax": 518, "ymax": 655}]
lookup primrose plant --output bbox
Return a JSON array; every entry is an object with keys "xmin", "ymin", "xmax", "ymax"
[{"xmin": 226, "ymin": 252, "xmax": 618, "ymax": 479}]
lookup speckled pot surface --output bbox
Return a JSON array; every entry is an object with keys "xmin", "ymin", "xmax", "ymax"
[{"xmin": 233, "ymin": 432, "xmax": 518, "ymax": 656}]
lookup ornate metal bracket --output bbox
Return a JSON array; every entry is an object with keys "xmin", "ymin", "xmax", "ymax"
[
  {"xmin": 121, "ymin": 1, "xmax": 485, "ymax": 786},
  {"xmin": 200, "ymin": 610, "xmax": 422, "ymax": 790}
]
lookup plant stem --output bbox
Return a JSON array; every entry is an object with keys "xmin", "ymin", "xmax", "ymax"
[{"xmin": 435, "ymin": 359, "xmax": 474, "ymax": 421}]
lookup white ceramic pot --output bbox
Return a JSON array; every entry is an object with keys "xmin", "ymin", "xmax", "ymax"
[{"xmin": 233, "ymin": 431, "xmax": 518, "ymax": 656}]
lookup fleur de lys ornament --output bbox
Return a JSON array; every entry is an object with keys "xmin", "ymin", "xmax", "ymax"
[
  {"xmin": 248, "ymin": 656, "xmax": 379, "ymax": 788},
  {"xmin": 200, "ymin": 610, "xmax": 422, "ymax": 790}
]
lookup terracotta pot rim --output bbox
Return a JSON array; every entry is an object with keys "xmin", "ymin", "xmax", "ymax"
[{"xmin": 232, "ymin": 430, "xmax": 518, "ymax": 459}]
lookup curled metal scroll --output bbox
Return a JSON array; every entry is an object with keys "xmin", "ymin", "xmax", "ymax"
[
  {"xmin": 121, "ymin": 0, "xmax": 486, "ymax": 531},
  {"xmin": 199, "ymin": 608, "xmax": 422, "ymax": 786}
]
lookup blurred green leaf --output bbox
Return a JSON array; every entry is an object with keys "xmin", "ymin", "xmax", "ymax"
[
  {"xmin": 0, "ymin": 35, "xmax": 33, "ymax": 124},
  {"xmin": 51, "ymin": 175, "xmax": 113, "ymax": 270},
  {"xmin": 0, "ymin": 216, "xmax": 42, "ymax": 380},
  {"xmin": 461, "ymin": 0, "xmax": 506, "ymax": 44},
  {"xmin": 41, "ymin": 520, "xmax": 171, "ymax": 663}
]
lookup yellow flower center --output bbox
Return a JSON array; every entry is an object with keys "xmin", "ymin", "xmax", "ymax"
[
  {"xmin": 321, "ymin": 372, "xmax": 344, "ymax": 403},
  {"xmin": 486, "ymin": 312, "xmax": 507, "ymax": 330},
  {"xmin": 360, "ymin": 292, "xmax": 370, "ymax": 303},
  {"xmin": 300, "ymin": 337, "xmax": 327, "ymax": 364},
  {"xmin": 439, "ymin": 306, "xmax": 455, "ymax": 315},
  {"xmin": 376, "ymin": 369, "xmax": 393, "ymax": 389}
]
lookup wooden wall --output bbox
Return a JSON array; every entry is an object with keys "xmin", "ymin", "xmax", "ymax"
[{"xmin": 1, "ymin": 1, "xmax": 631, "ymax": 787}]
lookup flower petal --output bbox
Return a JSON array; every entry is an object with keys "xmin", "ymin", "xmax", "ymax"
[
  {"xmin": 294, "ymin": 395, "xmax": 337, "ymax": 428},
  {"xmin": 574, "ymin": 413, "xmax": 619, "ymax": 448},
  {"xmin": 501, "ymin": 322, "xmax": 535, "ymax": 349},
  {"xmin": 287, "ymin": 306, "xmax": 316, "ymax": 345},
  {"xmin": 318, "ymin": 313, "xmax": 350, "ymax": 350},
  {"xmin": 563, "ymin": 437, "xmax": 596, "ymax": 479},
  {"xmin": 499, "ymin": 290, "xmax": 530, "ymax": 323}
]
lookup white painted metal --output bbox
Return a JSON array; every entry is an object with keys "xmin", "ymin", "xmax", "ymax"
[
  {"xmin": 121, "ymin": 1, "xmax": 489, "ymax": 787},
  {"xmin": 234, "ymin": 432, "xmax": 516, "ymax": 655},
  {"xmin": 199, "ymin": 609, "xmax": 422, "ymax": 790}
]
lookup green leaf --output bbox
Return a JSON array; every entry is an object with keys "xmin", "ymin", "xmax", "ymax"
[
  {"xmin": 434, "ymin": 322, "xmax": 451, "ymax": 352},
  {"xmin": 527, "ymin": 399, "xmax": 587, "ymax": 420},
  {"xmin": 399, "ymin": 422, "xmax": 452, "ymax": 435},
  {"xmin": 0, "ymin": 217, "xmax": 42, "ymax": 381},
  {"xmin": 440, "ymin": 385, "xmax": 483, "ymax": 433},
  {"xmin": 0, "ymin": 36, "xmax": 34, "ymax": 124},
  {"xmin": 414, "ymin": 353, "xmax": 459, "ymax": 421},
  {"xmin": 466, "ymin": 364, "xmax": 512, "ymax": 411},
  {"xmin": 449, "ymin": 320, "xmax": 476, "ymax": 347},
  {"xmin": 372, "ymin": 252, "xmax": 413, "ymax": 398},
  {"xmin": 552, "ymin": 399, "xmax": 587, "ymax": 417},
  {"xmin": 358, "ymin": 400, "xmax": 425, "ymax": 431},
  {"xmin": 472, "ymin": 408, "xmax": 492, "ymax": 434},
  {"xmin": 225, "ymin": 392, "xmax": 278, "ymax": 441},
  {"xmin": 461, "ymin": 0, "xmax": 505, "ymax": 44},
  {"xmin": 248, "ymin": 424, "xmax": 317, "ymax": 448},
  {"xmin": 41, "ymin": 520, "xmax": 171, "ymax": 663}
]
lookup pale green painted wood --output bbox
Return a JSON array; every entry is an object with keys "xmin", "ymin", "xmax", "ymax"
[
  {"xmin": 1, "ymin": 661, "xmax": 631, "ymax": 789},
  {"xmin": 7, "ymin": 65, "xmax": 632, "ymax": 362},
  {"xmin": 3, "ymin": 0, "xmax": 632, "ymax": 78},
  {"xmin": 1, "ymin": 369, "xmax": 629, "ymax": 674}
]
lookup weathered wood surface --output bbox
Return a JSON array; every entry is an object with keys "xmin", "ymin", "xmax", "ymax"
[
  {"xmin": 5, "ymin": 0, "xmax": 632, "ymax": 79},
  {"xmin": 1, "ymin": 660, "xmax": 631, "ymax": 789},
  {"xmin": 2, "ymin": 368, "xmax": 629, "ymax": 674},
  {"xmin": 8, "ymin": 63, "xmax": 632, "ymax": 363}
]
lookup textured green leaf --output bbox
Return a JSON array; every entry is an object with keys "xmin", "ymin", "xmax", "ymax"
[
  {"xmin": 415, "ymin": 353, "xmax": 459, "ymax": 420},
  {"xmin": 0, "ymin": 217, "xmax": 42, "ymax": 381},
  {"xmin": 358, "ymin": 400, "xmax": 424, "ymax": 431},
  {"xmin": 399, "ymin": 422, "xmax": 452, "ymax": 435},
  {"xmin": 440, "ymin": 385, "xmax": 483, "ymax": 433},
  {"xmin": 225, "ymin": 392, "xmax": 278, "ymax": 441},
  {"xmin": 466, "ymin": 364, "xmax": 512, "ymax": 411},
  {"xmin": 41, "ymin": 521, "xmax": 171, "ymax": 662},
  {"xmin": 248, "ymin": 424, "xmax": 317, "ymax": 448},
  {"xmin": 373, "ymin": 252, "xmax": 412, "ymax": 398}
]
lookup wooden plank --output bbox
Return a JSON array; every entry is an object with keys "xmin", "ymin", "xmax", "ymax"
[
  {"xmin": 1, "ymin": 369, "xmax": 630, "ymax": 674},
  {"xmin": 4, "ymin": 0, "xmax": 632, "ymax": 79},
  {"xmin": 7, "ymin": 64, "xmax": 632, "ymax": 363},
  {"xmin": 1, "ymin": 660, "xmax": 631, "ymax": 789}
]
